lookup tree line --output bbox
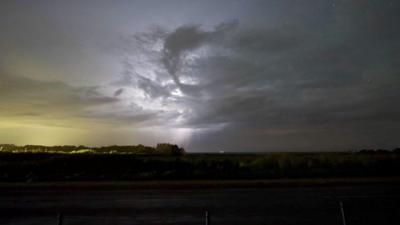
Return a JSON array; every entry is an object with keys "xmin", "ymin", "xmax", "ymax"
[{"xmin": 0, "ymin": 143, "xmax": 185, "ymax": 156}]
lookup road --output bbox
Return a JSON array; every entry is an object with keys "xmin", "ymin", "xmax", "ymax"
[{"xmin": 0, "ymin": 183, "xmax": 399, "ymax": 225}]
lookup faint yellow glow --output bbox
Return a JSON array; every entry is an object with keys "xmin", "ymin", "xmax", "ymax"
[{"xmin": 0, "ymin": 116, "xmax": 103, "ymax": 145}]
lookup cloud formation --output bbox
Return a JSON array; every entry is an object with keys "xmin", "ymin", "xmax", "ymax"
[
  {"xmin": 0, "ymin": 73, "xmax": 118, "ymax": 127},
  {"xmin": 1, "ymin": 0, "xmax": 399, "ymax": 151},
  {"xmin": 112, "ymin": 2, "xmax": 400, "ymax": 151}
]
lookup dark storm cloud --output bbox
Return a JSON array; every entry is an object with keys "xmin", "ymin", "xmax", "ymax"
[
  {"xmin": 161, "ymin": 21, "xmax": 238, "ymax": 87},
  {"xmin": 0, "ymin": 72, "xmax": 134, "ymax": 127},
  {"xmin": 0, "ymin": 72, "xmax": 169, "ymax": 129},
  {"xmin": 113, "ymin": 88, "xmax": 124, "ymax": 97},
  {"xmin": 116, "ymin": 0, "xmax": 400, "ymax": 150},
  {"xmin": 1, "ymin": 0, "xmax": 399, "ymax": 150},
  {"xmin": 136, "ymin": 74, "xmax": 172, "ymax": 99}
]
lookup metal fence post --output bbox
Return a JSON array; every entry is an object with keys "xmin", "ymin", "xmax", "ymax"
[
  {"xmin": 205, "ymin": 210, "xmax": 210, "ymax": 225},
  {"xmin": 339, "ymin": 201, "xmax": 346, "ymax": 225},
  {"xmin": 57, "ymin": 212, "xmax": 64, "ymax": 225}
]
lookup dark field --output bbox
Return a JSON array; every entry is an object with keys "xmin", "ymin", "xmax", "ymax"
[
  {"xmin": 1, "ymin": 152, "xmax": 399, "ymax": 181},
  {"xmin": 0, "ymin": 182, "xmax": 399, "ymax": 225}
]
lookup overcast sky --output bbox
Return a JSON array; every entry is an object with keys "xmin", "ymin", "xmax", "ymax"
[{"xmin": 0, "ymin": 0, "xmax": 399, "ymax": 152}]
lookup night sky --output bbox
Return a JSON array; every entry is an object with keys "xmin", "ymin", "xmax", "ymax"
[{"xmin": 0, "ymin": 0, "xmax": 399, "ymax": 152}]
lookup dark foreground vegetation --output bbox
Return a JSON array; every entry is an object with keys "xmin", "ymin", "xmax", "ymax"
[{"xmin": 0, "ymin": 145, "xmax": 399, "ymax": 182}]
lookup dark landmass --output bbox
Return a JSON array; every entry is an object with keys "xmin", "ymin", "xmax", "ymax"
[
  {"xmin": 0, "ymin": 148, "xmax": 399, "ymax": 182},
  {"xmin": 1, "ymin": 145, "xmax": 399, "ymax": 225}
]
